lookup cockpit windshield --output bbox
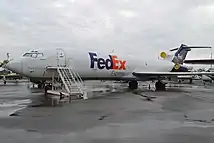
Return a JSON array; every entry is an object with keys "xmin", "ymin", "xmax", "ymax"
[
  {"xmin": 23, "ymin": 53, "xmax": 32, "ymax": 57},
  {"xmin": 23, "ymin": 51, "xmax": 44, "ymax": 58}
]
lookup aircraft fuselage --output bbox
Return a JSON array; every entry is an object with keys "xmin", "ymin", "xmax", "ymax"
[{"xmin": 5, "ymin": 48, "xmax": 174, "ymax": 82}]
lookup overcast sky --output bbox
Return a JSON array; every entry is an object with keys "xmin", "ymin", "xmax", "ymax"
[{"xmin": 0, "ymin": 0, "xmax": 214, "ymax": 61}]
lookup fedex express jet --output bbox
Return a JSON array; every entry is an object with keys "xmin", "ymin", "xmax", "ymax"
[{"xmin": 4, "ymin": 44, "xmax": 214, "ymax": 90}]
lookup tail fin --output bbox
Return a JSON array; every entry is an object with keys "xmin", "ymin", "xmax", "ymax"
[
  {"xmin": 171, "ymin": 44, "xmax": 191, "ymax": 64},
  {"xmin": 170, "ymin": 44, "xmax": 211, "ymax": 64}
]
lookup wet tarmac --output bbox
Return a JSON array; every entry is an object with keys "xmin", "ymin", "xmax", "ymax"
[{"xmin": 0, "ymin": 81, "xmax": 214, "ymax": 142}]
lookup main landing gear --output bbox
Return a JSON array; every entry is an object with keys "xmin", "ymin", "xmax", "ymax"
[
  {"xmin": 155, "ymin": 80, "xmax": 166, "ymax": 91},
  {"xmin": 128, "ymin": 80, "xmax": 166, "ymax": 91},
  {"xmin": 38, "ymin": 83, "xmax": 43, "ymax": 89},
  {"xmin": 128, "ymin": 80, "xmax": 138, "ymax": 90}
]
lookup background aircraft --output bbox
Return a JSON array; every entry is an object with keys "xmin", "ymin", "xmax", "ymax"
[{"xmin": 0, "ymin": 61, "xmax": 23, "ymax": 84}]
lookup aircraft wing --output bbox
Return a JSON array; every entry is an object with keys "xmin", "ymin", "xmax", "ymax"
[
  {"xmin": 132, "ymin": 71, "xmax": 214, "ymax": 78},
  {"xmin": 184, "ymin": 59, "xmax": 214, "ymax": 65},
  {"xmin": 0, "ymin": 74, "xmax": 22, "ymax": 80}
]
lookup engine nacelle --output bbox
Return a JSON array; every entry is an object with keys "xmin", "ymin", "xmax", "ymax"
[{"xmin": 171, "ymin": 64, "xmax": 189, "ymax": 72}]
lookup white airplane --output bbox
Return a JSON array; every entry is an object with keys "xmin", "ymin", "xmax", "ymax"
[{"xmin": 4, "ymin": 44, "xmax": 214, "ymax": 90}]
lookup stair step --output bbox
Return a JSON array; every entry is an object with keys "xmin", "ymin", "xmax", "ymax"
[{"xmin": 56, "ymin": 67, "xmax": 85, "ymax": 100}]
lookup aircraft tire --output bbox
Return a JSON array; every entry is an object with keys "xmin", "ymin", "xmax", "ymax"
[
  {"xmin": 44, "ymin": 84, "xmax": 52, "ymax": 95},
  {"xmin": 189, "ymin": 79, "xmax": 192, "ymax": 84},
  {"xmin": 155, "ymin": 81, "xmax": 166, "ymax": 91},
  {"xmin": 38, "ymin": 83, "xmax": 44, "ymax": 89},
  {"xmin": 128, "ymin": 81, "xmax": 138, "ymax": 90}
]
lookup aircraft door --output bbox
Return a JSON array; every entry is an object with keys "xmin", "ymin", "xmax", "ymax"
[{"xmin": 56, "ymin": 49, "xmax": 66, "ymax": 67}]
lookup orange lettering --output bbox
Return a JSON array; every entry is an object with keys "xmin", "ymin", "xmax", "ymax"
[
  {"xmin": 119, "ymin": 60, "xmax": 126, "ymax": 70},
  {"xmin": 112, "ymin": 55, "xmax": 119, "ymax": 70}
]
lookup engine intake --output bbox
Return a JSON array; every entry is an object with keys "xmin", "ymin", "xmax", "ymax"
[{"xmin": 171, "ymin": 64, "xmax": 189, "ymax": 72}]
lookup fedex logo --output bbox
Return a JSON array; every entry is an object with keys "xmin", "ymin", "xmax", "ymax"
[{"xmin": 89, "ymin": 52, "xmax": 126, "ymax": 70}]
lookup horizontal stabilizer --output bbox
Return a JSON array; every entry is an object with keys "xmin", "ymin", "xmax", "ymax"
[
  {"xmin": 169, "ymin": 44, "xmax": 212, "ymax": 64},
  {"xmin": 170, "ymin": 46, "xmax": 212, "ymax": 52}
]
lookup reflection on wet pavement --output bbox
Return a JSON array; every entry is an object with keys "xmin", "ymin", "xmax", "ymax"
[{"xmin": 0, "ymin": 81, "xmax": 214, "ymax": 142}]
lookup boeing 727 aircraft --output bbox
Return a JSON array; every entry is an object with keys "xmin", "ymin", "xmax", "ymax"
[{"xmin": 4, "ymin": 44, "xmax": 214, "ymax": 91}]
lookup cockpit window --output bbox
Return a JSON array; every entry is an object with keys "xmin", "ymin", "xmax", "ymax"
[
  {"xmin": 23, "ymin": 52, "xmax": 44, "ymax": 58},
  {"xmin": 31, "ymin": 53, "xmax": 37, "ymax": 58},
  {"xmin": 23, "ymin": 53, "xmax": 32, "ymax": 57},
  {"xmin": 37, "ymin": 53, "xmax": 44, "ymax": 58}
]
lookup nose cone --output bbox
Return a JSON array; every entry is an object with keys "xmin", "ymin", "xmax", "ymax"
[{"xmin": 5, "ymin": 59, "xmax": 22, "ymax": 74}]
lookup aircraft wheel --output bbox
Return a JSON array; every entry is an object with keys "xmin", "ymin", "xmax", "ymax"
[
  {"xmin": 38, "ymin": 84, "xmax": 43, "ymax": 89},
  {"xmin": 189, "ymin": 79, "xmax": 192, "ymax": 84},
  {"xmin": 128, "ymin": 81, "xmax": 138, "ymax": 90},
  {"xmin": 155, "ymin": 81, "xmax": 166, "ymax": 91},
  {"xmin": 44, "ymin": 84, "xmax": 52, "ymax": 95},
  {"xmin": 38, "ymin": 83, "xmax": 46, "ymax": 89}
]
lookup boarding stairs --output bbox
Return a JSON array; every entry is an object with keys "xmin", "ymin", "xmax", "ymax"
[{"xmin": 56, "ymin": 67, "xmax": 87, "ymax": 99}]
